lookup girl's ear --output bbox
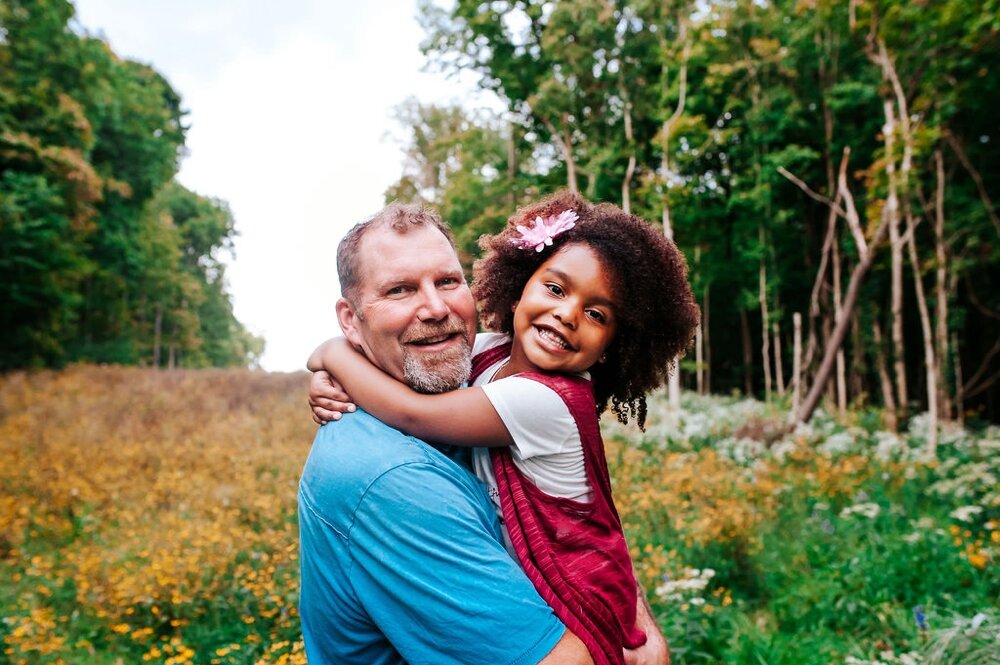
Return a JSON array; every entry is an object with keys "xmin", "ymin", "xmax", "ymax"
[{"xmin": 511, "ymin": 300, "xmax": 519, "ymax": 313}]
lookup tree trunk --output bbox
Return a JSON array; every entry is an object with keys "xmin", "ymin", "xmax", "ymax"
[
  {"xmin": 905, "ymin": 211, "xmax": 938, "ymax": 457},
  {"xmin": 620, "ymin": 83, "xmax": 636, "ymax": 214},
  {"xmin": 663, "ymin": 216, "xmax": 681, "ymax": 410},
  {"xmin": 882, "ymin": 114, "xmax": 909, "ymax": 417},
  {"xmin": 759, "ymin": 237, "xmax": 772, "ymax": 401},
  {"xmin": 797, "ymin": 206, "xmax": 891, "ymax": 423},
  {"xmin": 740, "ymin": 309, "xmax": 753, "ymax": 397},
  {"xmin": 932, "ymin": 149, "xmax": 951, "ymax": 419},
  {"xmin": 792, "ymin": 312, "xmax": 802, "ymax": 416},
  {"xmin": 566, "ymin": 128, "xmax": 580, "ymax": 194},
  {"xmin": 873, "ymin": 318, "xmax": 899, "ymax": 431},
  {"xmin": 884, "ymin": 99, "xmax": 908, "ymax": 416},
  {"xmin": 704, "ymin": 283, "xmax": 712, "ymax": 393},
  {"xmin": 695, "ymin": 323, "xmax": 704, "ymax": 395},
  {"xmin": 507, "ymin": 120, "xmax": 518, "ymax": 210},
  {"xmin": 869, "ymin": 37, "xmax": 920, "ymax": 420},
  {"xmin": 659, "ymin": 24, "xmax": 690, "ymax": 236},
  {"xmin": 849, "ymin": 304, "xmax": 865, "ymax": 400},
  {"xmin": 952, "ymin": 331, "xmax": 964, "ymax": 426},
  {"xmin": 832, "ymin": 222, "xmax": 847, "ymax": 411},
  {"xmin": 773, "ymin": 321, "xmax": 786, "ymax": 396},
  {"xmin": 153, "ymin": 304, "xmax": 163, "ymax": 369},
  {"xmin": 544, "ymin": 118, "xmax": 578, "ymax": 193}
]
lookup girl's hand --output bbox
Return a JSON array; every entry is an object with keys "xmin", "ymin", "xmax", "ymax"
[{"xmin": 309, "ymin": 370, "xmax": 356, "ymax": 424}]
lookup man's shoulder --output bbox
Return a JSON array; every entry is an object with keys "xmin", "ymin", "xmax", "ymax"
[
  {"xmin": 300, "ymin": 409, "xmax": 478, "ymax": 509},
  {"xmin": 304, "ymin": 408, "xmax": 442, "ymax": 475}
]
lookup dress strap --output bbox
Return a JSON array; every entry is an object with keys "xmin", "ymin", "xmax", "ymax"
[{"xmin": 470, "ymin": 341, "xmax": 513, "ymax": 383}]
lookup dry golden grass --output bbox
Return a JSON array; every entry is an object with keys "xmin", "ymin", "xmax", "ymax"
[
  {"xmin": 1, "ymin": 365, "xmax": 314, "ymax": 664},
  {"xmin": 3, "ymin": 366, "xmax": 995, "ymax": 664}
]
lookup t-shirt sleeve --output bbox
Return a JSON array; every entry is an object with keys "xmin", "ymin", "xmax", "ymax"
[
  {"xmin": 347, "ymin": 461, "xmax": 565, "ymax": 664},
  {"xmin": 472, "ymin": 331, "xmax": 509, "ymax": 357},
  {"xmin": 481, "ymin": 376, "xmax": 578, "ymax": 460}
]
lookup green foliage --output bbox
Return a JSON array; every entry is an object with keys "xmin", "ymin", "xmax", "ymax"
[
  {"xmin": 603, "ymin": 390, "xmax": 1000, "ymax": 664},
  {"xmin": 408, "ymin": 0, "xmax": 1000, "ymax": 415},
  {"xmin": 1, "ymin": 0, "xmax": 260, "ymax": 370}
]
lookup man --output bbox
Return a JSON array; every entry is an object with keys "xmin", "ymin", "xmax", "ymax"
[{"xmin": 299, "ymin": 202, "xmax": 668, "ymax": 664}]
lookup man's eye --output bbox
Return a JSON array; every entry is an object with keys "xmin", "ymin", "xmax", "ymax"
[
  {"xmin": 438, "ymin": 277, "xmax": 461, "ymax": 288},
  {"xmin": 386, "ymin": 286, "xmax": 410, "ymax": 296}
]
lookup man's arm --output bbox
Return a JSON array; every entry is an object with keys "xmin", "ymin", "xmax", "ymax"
[
  {"xmin": 539, "ymin": 631, "xmax": 595, "ymax": 664},
  {"xmin": 625, "ymin": 586, "xmax": 670, "ymax": 665}
]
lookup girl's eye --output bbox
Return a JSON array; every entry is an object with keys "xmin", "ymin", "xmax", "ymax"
[
  {"xmin": 545, "ymin": 283, "xmax": 564, "ymax": 296},
  {"xmin": 586, "ymin": 309, "xmax": 607, "ymax": 323}
]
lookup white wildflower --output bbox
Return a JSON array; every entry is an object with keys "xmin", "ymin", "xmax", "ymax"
[
  {"xmin": 950, "ymin": 505, "xmax": 983, "ymax": 522},
  {"xmin": 819, "ymin": 430, "xmax": 856, "ymax": 456},
  {"xmin": 840, "ymin": 502, "xmax": 881, "ymax": 519},
  {"xmin": 874, "ymin": 430, "xmax": 905, "ymax": 461}
]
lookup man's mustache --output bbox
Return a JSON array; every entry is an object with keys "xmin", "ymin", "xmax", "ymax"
[{"xmin": 401, "ymin": 321, "xmax": 469, "ymax": 345}]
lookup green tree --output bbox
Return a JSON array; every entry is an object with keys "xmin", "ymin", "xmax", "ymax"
[{"xmin": 1, "ymin": 0, "xmax": 261, "ymax": 370}]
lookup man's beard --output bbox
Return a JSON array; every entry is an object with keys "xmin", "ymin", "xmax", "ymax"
[{"xmin": 401, "ymin": 331, "xmax": 473, "ymax": 394}]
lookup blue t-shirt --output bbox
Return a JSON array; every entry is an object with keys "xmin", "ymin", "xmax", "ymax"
[{"xmin": 298, "ymin": 408, "xmax": 565, "ymax": 664}]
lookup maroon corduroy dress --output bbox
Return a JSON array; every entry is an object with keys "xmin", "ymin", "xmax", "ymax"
[{"xmin": 470, "ymin": 343, "xmax": 646, "ymax": 665}]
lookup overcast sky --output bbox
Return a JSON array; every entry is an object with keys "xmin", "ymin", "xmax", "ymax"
[{"xmin": 71, "ymin": 0, "xmax": 498, "ymax": 371}]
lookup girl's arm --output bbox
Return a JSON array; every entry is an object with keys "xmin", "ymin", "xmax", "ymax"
[{"xmin": 307, "ymin": 337, "xmax": 514, "ymax": 448}]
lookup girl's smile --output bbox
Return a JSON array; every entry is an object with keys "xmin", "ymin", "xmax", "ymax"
[{"xmin": 506, "ymin": 242, "xmax": 618, "ymax": 377}]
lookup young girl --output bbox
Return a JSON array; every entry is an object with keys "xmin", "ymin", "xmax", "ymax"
[{"xmin": 309, "ymin": 191, "xmax": 700, "ymax": 665}]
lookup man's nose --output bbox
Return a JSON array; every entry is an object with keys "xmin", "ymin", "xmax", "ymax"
[{"xmin": 416, "ymin": 285, "xmax": 449, "ymax": 321}]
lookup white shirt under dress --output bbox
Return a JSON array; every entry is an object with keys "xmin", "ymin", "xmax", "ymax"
[{"xmin": 470, "ymin": 333, "xmax": 594, "ymax": 556}]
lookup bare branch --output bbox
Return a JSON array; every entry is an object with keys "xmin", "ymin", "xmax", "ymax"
[
  {"xmin": 964, "ymin": 364, "xmax": 1000, "ymax": 400},
  {"xmin": 963, "ymin": 336, "xmax": 1000, "ymax": 395},
  {"xmin": 778, "ymin": 166, "xmax": 847, "ymax": 218},
  {"xmin": 797, "ymin": 205, "xmax": 892, "ymax": 423},
  {"xmin": 965, "ymin": 279, "xmax": 1000, "ymax": 321},
  {"xmin": 945, "ymin": 132, "xmax": 1000, "ymax": 236},
  {"xmin": 836, "ymin": 148, "xmax": 869, "ymax": 257}
]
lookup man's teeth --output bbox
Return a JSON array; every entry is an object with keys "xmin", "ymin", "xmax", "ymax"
[
  {"xmin": 413, "ymin": 334, "xmax": 450, "ymax": 345},
  {"xmin": 538, "ymin": 328, "xmax": 569, "ymax": 350}
]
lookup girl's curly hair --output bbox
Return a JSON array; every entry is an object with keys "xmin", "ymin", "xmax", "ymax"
[{"xmin": 473, "ymin": 191, "xmax": 700, "ymax": 429}]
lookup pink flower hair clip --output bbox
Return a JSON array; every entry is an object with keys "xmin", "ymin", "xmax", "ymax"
[{"xmin": 512, "ymin": 209, "xmax": 578, "ymax": 252}]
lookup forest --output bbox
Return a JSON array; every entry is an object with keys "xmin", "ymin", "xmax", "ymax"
[
  {"xmin": 385, "ymin": 0, "xmax": 1000, "ymax": 432},
  {"xmin": 0, "ymin": 0, "xmax": 262, "ymax": 371}
]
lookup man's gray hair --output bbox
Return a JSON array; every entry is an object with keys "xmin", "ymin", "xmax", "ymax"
[{"xmin": 337, "ymin": 202, "xmax": 455, "ymax": 304}]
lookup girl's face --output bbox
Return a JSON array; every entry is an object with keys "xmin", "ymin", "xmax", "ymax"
[{"xmin": 508, "ymin": 242, "xmax": 618, "ymax": 376}]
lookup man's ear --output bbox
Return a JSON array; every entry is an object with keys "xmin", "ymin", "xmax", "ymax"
[{"xmin": 336, "ymin": 297, "xmax": 365, "ymax": 349}]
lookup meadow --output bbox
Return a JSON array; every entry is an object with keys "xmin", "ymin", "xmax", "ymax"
[{"xmin": 1, "ymin": 367, "xmax": 996, "ymax": 664}]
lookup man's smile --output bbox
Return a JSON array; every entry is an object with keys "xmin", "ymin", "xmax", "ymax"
[{"xmin": 403, "ymin": 328, "xmax": 467, "ymax": 352}]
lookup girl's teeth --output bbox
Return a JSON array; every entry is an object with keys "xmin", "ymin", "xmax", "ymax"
[{"xmin": 539, "ymin": 328, "xmax": 568, "ymax": 349}]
